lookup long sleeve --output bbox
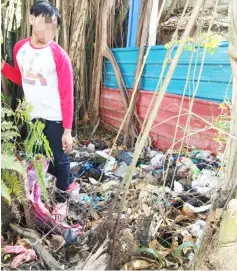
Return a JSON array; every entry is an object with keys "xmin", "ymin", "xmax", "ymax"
[
  {"xmin": 51, "ymin": 44, "xmax": 74, "ymax": 129},
  {"xmin": 1, "ymin": 44, "xmax": 22, "ymax": 86}
]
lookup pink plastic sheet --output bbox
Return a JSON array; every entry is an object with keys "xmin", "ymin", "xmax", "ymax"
[
  {"xmin": 4, "ymin": 245, "xmax": 37, "ymax": 268},
  {"xmin": 27, "ymin": 159, "xmax": 82, "ymax": 241}
]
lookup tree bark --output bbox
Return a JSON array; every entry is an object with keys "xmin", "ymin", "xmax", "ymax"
[
  {"xmin": 88, "ymin": 0, "xmax": 138, "ymax": 139},
  {"xmin": 60, "ymin": 0, "xmax": 88, "ymax": 135}
]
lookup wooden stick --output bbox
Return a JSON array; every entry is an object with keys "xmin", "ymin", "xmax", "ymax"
[
  {"xmin": 89, "ymin": 117, "xmax": 100, "ymax": 141},
  {"xmin": 75, "ymin": 236, "xmax": 109, "ymax": 270}
]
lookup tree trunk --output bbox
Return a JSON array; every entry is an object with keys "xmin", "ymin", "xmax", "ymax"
[
  {"xmin": 69, "ymin": 0, "xmax": 88, "ymax": 135},
  {"xmin": 60, "ymin": 0, "xmax": 88, "ymax": 135},
  {"xmin": 88, "ymin": 0, "xmax": 138, "ymax": 139},
  {"xmin": 59, "ymin": 0, "xmax": 71, "ymax": 52}
]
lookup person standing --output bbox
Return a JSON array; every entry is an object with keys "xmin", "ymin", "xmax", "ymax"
[{"xmin": 1, "ymin": 0, "xmax": 78, "ymax": 221}]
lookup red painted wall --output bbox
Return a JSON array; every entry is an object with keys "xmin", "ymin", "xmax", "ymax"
[{"xmin": 100, "ymin": 87, "xmax": 225, "ymax": 153}]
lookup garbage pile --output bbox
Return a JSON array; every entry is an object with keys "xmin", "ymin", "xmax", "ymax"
[
  {"xmin": 1, "ymin": 135, "xmax": 224, "ymax": 270},
  {"xmin": 67, "ymin": 144, "xmax": 223, "ymax": 269}
]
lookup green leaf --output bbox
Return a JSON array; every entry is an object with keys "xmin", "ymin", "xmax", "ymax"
[
  {"xmin": 1, "ymin": 154, "xmax": 24, "ymax": 174},
  {"xmin": 33, "ymin": 155, "xmax": 48, "ymax": 202},
  {"xmin": 2, "ymin": 170, "xmax": 23, "ymax": 201},
  {"xmin": 3, "ymin": 253, "xmax": 11, "ymax": 262},
  {"xmin": 1, "ymin": 93, "xmax": 5, "ymax": 102},
  {"xmin": 135, "ymin": 247, "xmax": 162, "ymax": 261},
  {"xmin": 173, "ymin": 242, "xmax": 197, "ymax": 258},
  {"xmin": 1, "ymin": 107, "xmax": 14, "ymax": 118},
  {"xmin": 1, "ymin": 182, "xmax": 11, "ymax": 204}
]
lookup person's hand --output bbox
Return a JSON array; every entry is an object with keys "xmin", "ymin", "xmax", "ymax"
[{"xmin": 62, "ymin": 129, "xmax": 73, "ymax": 153}]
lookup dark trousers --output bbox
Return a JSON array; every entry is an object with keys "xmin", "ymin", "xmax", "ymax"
[{"xmin": 32, "ymin": 119, "xmax": 74, "ymax": 202}]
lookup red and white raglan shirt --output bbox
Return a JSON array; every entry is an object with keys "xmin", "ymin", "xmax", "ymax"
[{"xmin": 1, "ymin": 38, "xmax": 74, "ymax": 129}]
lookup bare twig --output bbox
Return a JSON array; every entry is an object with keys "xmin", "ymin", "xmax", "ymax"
[{"xmin": 76, "ymin": 235, "xmax": 109, "ymax": 270}]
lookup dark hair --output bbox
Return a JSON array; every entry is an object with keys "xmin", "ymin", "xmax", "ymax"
[{"xmin": 30, "ymin": 1, "xmax": 61, "ymax": 26}]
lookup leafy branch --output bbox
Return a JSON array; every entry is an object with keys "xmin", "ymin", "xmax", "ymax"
[
  {"xmin": 1, "ymin": 99, "xmax": 53, "ymax": 204},
  {"xmin": 165, "ymin": 32, "xmax": 221, "ymax": 54}
]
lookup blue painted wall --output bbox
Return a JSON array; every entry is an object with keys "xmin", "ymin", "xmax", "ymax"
[{"xmin": 103, "ymin": 42, "xmax": 232, "ymax": 102}]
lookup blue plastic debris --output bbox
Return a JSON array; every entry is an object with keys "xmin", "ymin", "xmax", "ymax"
[
  {"xmin": 118, "ymin": 151, "xmax": 133, "ymax": 166},
  {"xmin": 64, "ymin": 228, "xmax": 78, "ymax": 245}
]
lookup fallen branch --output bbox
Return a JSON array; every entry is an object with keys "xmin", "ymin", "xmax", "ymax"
[
  {"xmin": 89, "ymin": 118, "xmax": 100, "ymax": 141},
  {"xmin": 76, "ymin": 236, "xmax": 109, "ymax": 270},
  {"xmin": 10, "ymin": 223, "xmax": 40, "ymax": 239},
  {"xmin": 10, "ymin": 223, "xmax": 63, "ymax": 270}
]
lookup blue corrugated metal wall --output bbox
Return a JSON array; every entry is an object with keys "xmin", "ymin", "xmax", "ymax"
[
  {"xmin": 126, "ymin": 0, "xmax": 141, "ymax": 47},
  {"xmin": 103, "ymin": 42, "xmax": 232, "ymax": 102}
]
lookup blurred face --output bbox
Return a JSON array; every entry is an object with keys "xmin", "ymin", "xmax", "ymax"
[{"xmin": 29, "ymin": 14, "xmax": 58, "ymax": 44}]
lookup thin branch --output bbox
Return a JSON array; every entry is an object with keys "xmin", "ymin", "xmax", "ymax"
[{"xmin": 89, "ymin": 118, "xmax": 100, "ymax": 141}]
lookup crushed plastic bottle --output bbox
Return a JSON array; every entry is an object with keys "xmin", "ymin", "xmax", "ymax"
[
  {"xmin": 104, "ymin": 160, "xmax": 117, "ymax": 174},
  {"xmin": 113, "ymin": 162, "xmax": 128, "ymax": 177}
]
